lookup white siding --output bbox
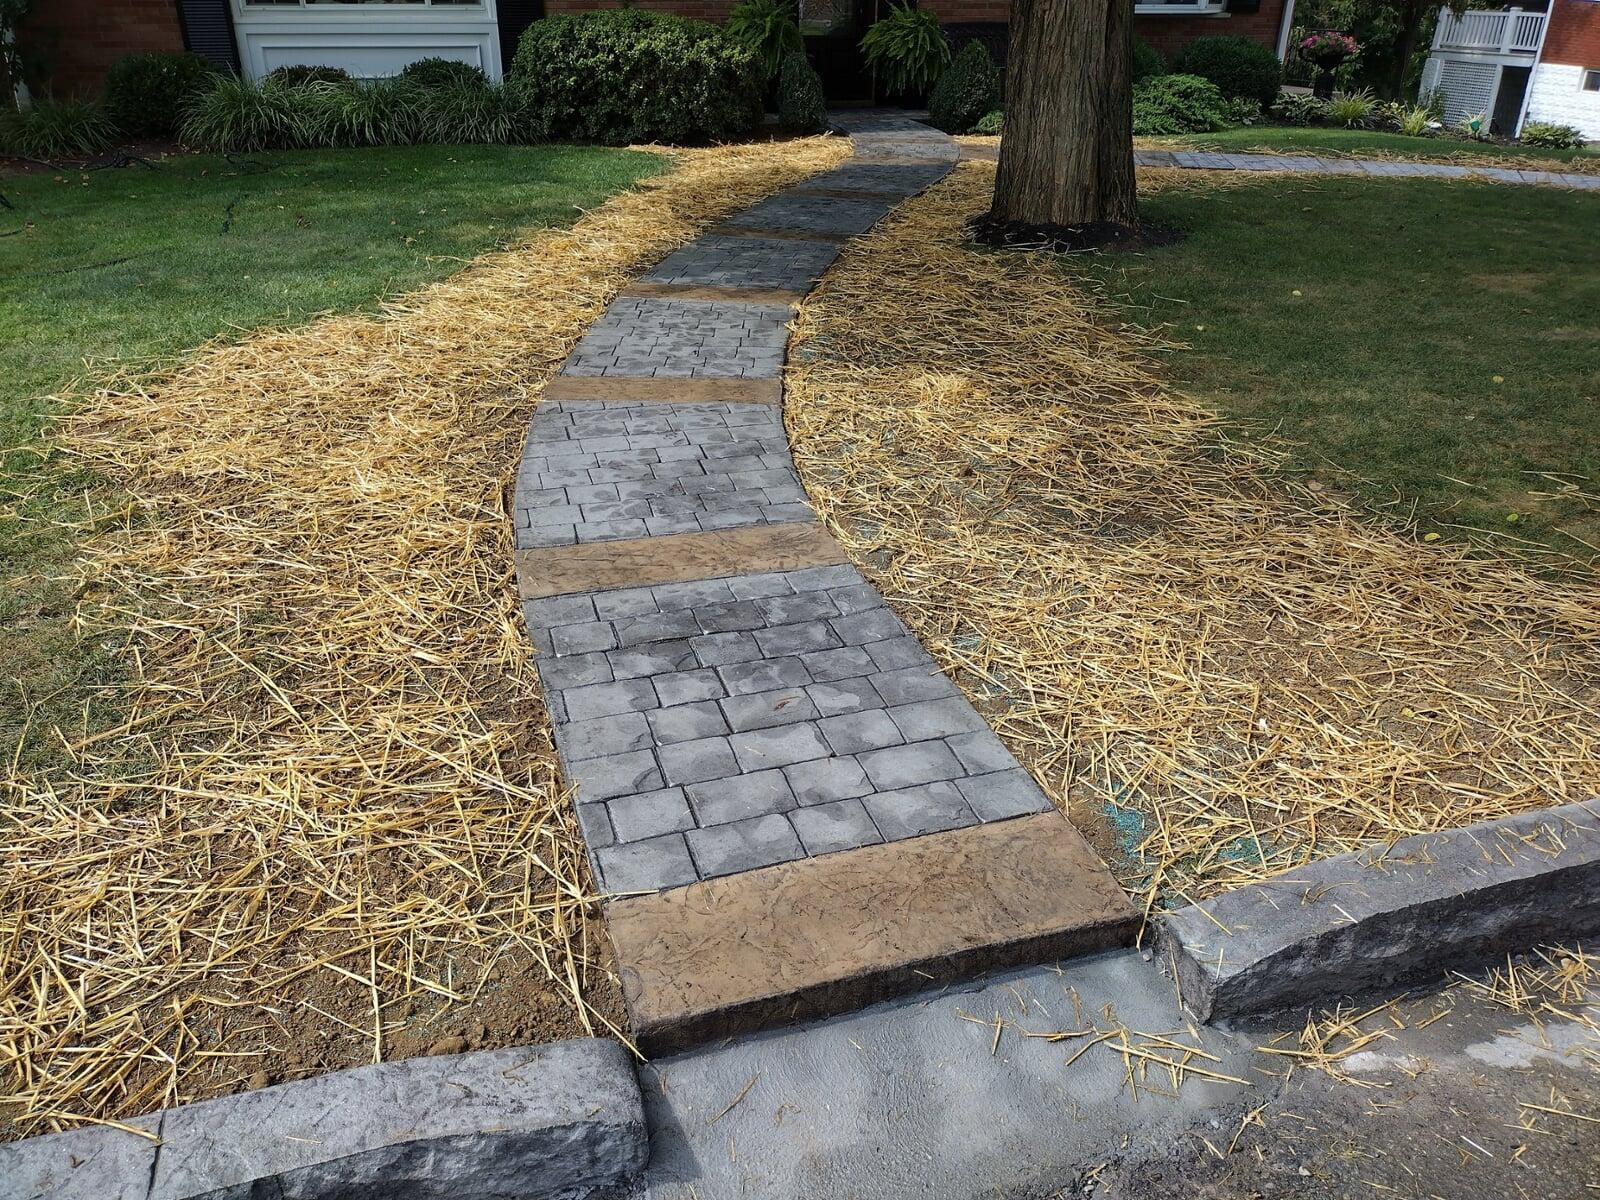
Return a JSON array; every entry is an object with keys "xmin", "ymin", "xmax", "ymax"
[
  {"xmin": 230, "ymin": 2, "xmax": 503, "ymax": 82},
  {"xmin": 1525, "ymin": 61, "xmax": 1600, "ymax": 139}
]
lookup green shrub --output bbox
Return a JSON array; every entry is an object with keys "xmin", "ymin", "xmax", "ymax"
[
  {"xmin": 1271, "ymin": 90, "xmax": 1327, "ymax": 126},
  {"xmin": 927, "ymin": 40, "xmax": 999, "ymax": 133},
  {"xmin": 974, "ymin": 108, "xmax": 1003, "ymax": 135},
  {"xmin": 776, "ymin": 50, "xmax": 826, "ymax": 133},
  {"xmin": 1326, "ymin": 87, "xmax": 1377, "ymax": 128},
  {"xmin": 264, "ymin": 64, "xmax": 354, "ymax": 88},
  {"xmin": 1132, "ymin": 73, "xmax": 1228, "ymax": 135},
  {"xmin": 860, "ymin": 1, "xmax": 949, "ymax": 96},
  {"xmin": 181, "ymin": 75, "xmax": 300, "ymax": 151},
  {"xmin": 0, "ymin": 98, "xmax": 115, "ymax": 158},
  {"xmin": 726, "ymin": 0, "xmax": 804, "ymax": 84},
  {"xmin": 1133, "ymin": 38, "xmax": 1164, "ymax": 84},
  {"xmin": 399, "ymin": 56, "xmax": 488, "ymax": 90},
  {"xmin": 1174, "ymin": 35, "xmax": 1281, "ymax": 106},
  {"xmin": 510, "ymin": 11, "xmax": 761, "ymax": 145},
  {"xmin": 1520, "ymin": 121, "xmax": 1585, "ymax": 149},
  {"xmin": 103, "ymin": 51, "xmax": 220, "ymax": 138}
]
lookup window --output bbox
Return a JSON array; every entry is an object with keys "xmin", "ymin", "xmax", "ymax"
[
  {"xmin": 1134, "ymin": 0, "xmax": 1227, "ymax": 13},
  {"xmin": 1583, "ymin": 69, "xmax": 1600, "ymax": 92}
]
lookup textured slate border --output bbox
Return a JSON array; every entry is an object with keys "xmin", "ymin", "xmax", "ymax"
[
  {"xmin": 0, "ymin": 1039, "xmax": 645, "ymax": 1200},
  {"xmin": 1159, "ymin": 799, "xmax": 1600, "ymax": 1022}
]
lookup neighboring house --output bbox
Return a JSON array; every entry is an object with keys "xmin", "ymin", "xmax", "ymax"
[
  {"xmin": 1421, "ymin": 0, "xmax": 1600, "ymax": 139},
  {"xmin": 25, "ymin": 0, "xmax": 1297, "ymax": 98}
]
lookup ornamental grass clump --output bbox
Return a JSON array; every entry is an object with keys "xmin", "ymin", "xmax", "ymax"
[
  {"xmin": 1326, "ymin": 87, "xmax": 1378, "ymax": 129},
  {"xmin": 0, "ymin": 98, "xmax": 115, "ymax": 159},
  {"xmin": 181, "ymin": 75, "xmax": 301, "ymax": 151}
]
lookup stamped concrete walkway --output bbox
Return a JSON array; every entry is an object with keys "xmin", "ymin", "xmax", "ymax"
[
  {"xmin": 514, "ymin": 114, "xmax": 1136, "ymax": 1053},
  {"xmin": 956, "ymin": 139, "xmax": 1600, "ymax": 189}
]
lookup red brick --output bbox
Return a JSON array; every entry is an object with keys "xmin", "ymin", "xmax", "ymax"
[
  {"xmin": 19, "ymin": 0, "xmax": 185, "ymax": 97},
  {"xmin": 1542, "ymin": 0, "xmax": 1600, "ymax": 68}
]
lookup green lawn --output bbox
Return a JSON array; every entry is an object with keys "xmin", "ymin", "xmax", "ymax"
[
  {"xmin": 1142, "ymin": 125, "xmax": 1600, "ymax": 168},
  {"xmin": 1, "ymin": 143, "xmax": 663, "ymax": 768},
  {"xmin": 1079, "ymin": 176, "xmax": 1600, "ymax": 565}
]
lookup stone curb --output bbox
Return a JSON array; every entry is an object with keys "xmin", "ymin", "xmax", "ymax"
[
  {"xmin": 0, "ymin": 1038, "xmax": 646, "ymax": 1200},
  {"xmin": 1159, "ymin": 799, "xmax": 1600, "ymax": 1022}
]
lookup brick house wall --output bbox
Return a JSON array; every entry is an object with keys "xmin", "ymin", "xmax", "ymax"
[
  {"xmin": 1135, "ymin": 3, "xmax": 1288, "ymax": 62},
  {"xmin": 1541, "ymin": 0, "xmax": 1600, "ymax": 66},
  {"xmin": 20, "ymin": 0, "xmax": 186, "ymax": 97}
]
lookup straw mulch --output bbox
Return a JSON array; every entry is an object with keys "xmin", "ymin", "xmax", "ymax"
[
  {"xmin": 785, "ymin": 161, "xmax": 1600, "ymax": 922},
  {"xmin": 0, "ymin": 134, "xmax": 850, "ymax": 1138}
]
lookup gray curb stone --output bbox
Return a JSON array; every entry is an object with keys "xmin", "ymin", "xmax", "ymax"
[
  {"xmin": 1159, "ymin": 799, "xmax": 1600, "ymax": 1022},
  {"xmin": 0, "ymin": 1039, "xmax": 646, "ymax": 1200}
]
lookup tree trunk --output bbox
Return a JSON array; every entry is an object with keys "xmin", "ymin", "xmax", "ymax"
[
  {"xmin": 1392, "ymin": 0, "xmax": 1424, "ymax": 100},
  {"xmin": 990, "ymin": 0, "xmax": 1137, "ymax": 228}
]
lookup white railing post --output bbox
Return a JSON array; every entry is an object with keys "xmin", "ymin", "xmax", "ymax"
[{"xmin": 1500, "ymin": 8, "xmax": 1519, "ymax": 53}]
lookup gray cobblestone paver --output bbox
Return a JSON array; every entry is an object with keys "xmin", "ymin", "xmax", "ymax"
[
  {"xmin": 725, "ymin": 193, "xmax": 898, "ymax": 236},
  {"xmin": 513, "ymin": 115, "xmax": 1059, "ymax": 893},
  {"xmin": 562, "ymin": 297, "xmax": 793, "ymax": 379},
  {"xmin": 515, "ymin": 400, "xmax": 813, "ymax": 548},
  {"xmin": 643, "ymin": 235, "xmax": 842, "ymax": 293}
]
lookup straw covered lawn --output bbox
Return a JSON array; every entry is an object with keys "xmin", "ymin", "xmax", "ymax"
[
  {"xmin": 0, "ymin": 134, "xmax": 849, "ymax": 1138},
  {"xmin": 786, "ymin": 161, "xmax": 1600, "ymax": 923}
]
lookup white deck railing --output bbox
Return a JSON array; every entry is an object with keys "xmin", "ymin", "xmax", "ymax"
[{"xmin": 1432, "ymin": 7, "xmax": 1546, "ymax": 55}]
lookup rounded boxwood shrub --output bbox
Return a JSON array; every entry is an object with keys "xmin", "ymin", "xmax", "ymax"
[
  {"xmin": 1132, "ymin": 73, "xmax": 1228, "ymax": 135},
  {"xmin": 1133, "ymin": 37, "xmax": 1165, "ymax": 84},
  {"xmin": 264, "ymin": 64, "xmax": 355, "ymax": 89},
  {"xmin": 1174, "ymin": 35, "xmax": 1281, "ymax": 106},
  {"xmin": 777, "ymin": 51, "xmax": 826, "ymax": 133},
  {"xmin": 928, "ymin": 40, "xmax": 1000, "ymax": 133},
  {"xmin": 510, "ymin": 10, "xmax": 761, "ymax": 145},
  {"xmin": 104, "ymin": 51, "xmax": 221, "ymax": 139},
  {"xmin": 399, "ymin": 56, "xmax": 489, "ymax": 90}
]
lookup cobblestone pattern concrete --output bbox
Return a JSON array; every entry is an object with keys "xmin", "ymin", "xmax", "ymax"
[
  {"xmin": 562, "ymin": 297, "xmax": 793, "ymax": 379},
  {"xmin": 722, "ymin": 193, "xmax": 898, "ymax": 237},
  {"xmin": 515, "ymin": 401, "xmax": 809, "ymax": 549},
  {"xmin": 511, "ymin": 114, "xmax": 1022, "ymax": 893},
  {"xmin": 642, "ymin": 234, "xmax": 842, "ymax": 293},
  {"xmin": 1131, "ymin": 147, "xmax": 1600, "ymax": 190},
  {"xmin": 524, "ymin": 564, "xmax": 1051, "ymax": 892}
]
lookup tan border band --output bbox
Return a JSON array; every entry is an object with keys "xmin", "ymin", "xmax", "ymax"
[
  {"xmin": 606, "ymin": 811, "xmax": 1139, "ymax": 1055},
  {"xmin": 516, "ymin": 521, "xmax": 846, "ymax": 601},
  {"xmin": 542, "ymin": 377, "xmax": 782, "ymax": 406}
]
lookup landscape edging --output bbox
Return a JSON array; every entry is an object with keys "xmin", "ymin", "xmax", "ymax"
[
  {"xmin": 0, "ymin": 1038, "xmax": 646, "ymax": 1200},
  {"xmin": 1159, "ymin": 798, "xmax": 1600, "ymax": 1022}
]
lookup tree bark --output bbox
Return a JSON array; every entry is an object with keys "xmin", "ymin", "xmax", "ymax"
[{"xmin": 990, "ymin": 0, "xmax": 1137, "ymax": 228}]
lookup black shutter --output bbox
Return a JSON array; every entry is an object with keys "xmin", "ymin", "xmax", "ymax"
[
  {"xmin": 498, "ymin": 0, "xmax": 544, "ymax": 75},
  {"xmin": 176, "ymin": 0, "xmax": 242, "ymax": 73},
  {"xmin": 1226, "ymin": 0, "xmax": 1263, "ymax": 13}
]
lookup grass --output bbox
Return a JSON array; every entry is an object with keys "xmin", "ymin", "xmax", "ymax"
[
  {"xmin": 1142, "ymin": 125, "xmax": 1600, "ymax": 167},
  {"xmin": 0, "ymin": 143, "xmax": 664, "ymax": 768},
  {"xmin": 1081, "ymin": 175, "xmax": 1600, "ymax": 565}
]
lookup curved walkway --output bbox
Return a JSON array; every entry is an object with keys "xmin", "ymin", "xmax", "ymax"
[
  {"xmin": 512, "ymin": 115, "xmax": 1134, "ymax": 1053},
  {"xmin": 958, "ymin": 139, "xmax": 1600, "ymax": 190}
]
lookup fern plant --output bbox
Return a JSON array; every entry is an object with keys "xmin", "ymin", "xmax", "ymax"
[
  {"xmin": 861, "ymin": 2, "xmax": 949, "ymax": 96},
  {"xmin": 727, "ymin": 0, "xmax": 804, "ymax": 83}
]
